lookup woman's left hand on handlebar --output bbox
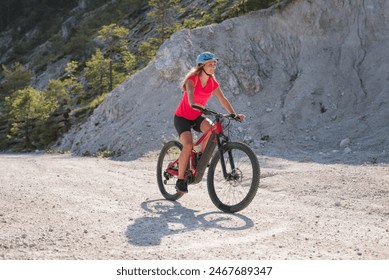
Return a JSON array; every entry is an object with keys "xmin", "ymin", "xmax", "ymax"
[{"xmin": 235, "ymin": 113, "xmax": 246, "ymax": 121}]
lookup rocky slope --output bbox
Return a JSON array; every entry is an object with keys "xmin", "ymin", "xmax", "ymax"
[{"xmin": 57, "ymin": 0, "xmax": 389, "ymax": 163}]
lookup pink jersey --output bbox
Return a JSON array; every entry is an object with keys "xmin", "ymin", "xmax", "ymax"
[{"xmin": 175, "ymin": 75, "xmax": 219, "ymax": 120}]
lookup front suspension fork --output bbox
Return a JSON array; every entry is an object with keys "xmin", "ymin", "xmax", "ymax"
[{"xmin": 216, "ymin": 135, "xmax": 235, "ymax": 179}]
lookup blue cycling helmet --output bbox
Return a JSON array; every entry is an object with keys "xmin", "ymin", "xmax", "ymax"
[{"xmin": 196, "ymin": 52, "xmax": 218, "ymax": 65}]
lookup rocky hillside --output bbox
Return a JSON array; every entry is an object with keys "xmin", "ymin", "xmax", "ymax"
[
  {"xmin": 2, "ymin": 0, "xmax": 281, "ymax": 151},
  {"xmin": 57, "ymin": 0, "xmax": 389, "ymax": 163}
]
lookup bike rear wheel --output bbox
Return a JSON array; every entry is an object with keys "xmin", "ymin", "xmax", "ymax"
[
  {"xmin": 156, "ymin": 140, "xmax": 184, "ymax": 201},
  {"xmin": 207, "ymin": 142, "xmax": 260, "ymax": 213}
]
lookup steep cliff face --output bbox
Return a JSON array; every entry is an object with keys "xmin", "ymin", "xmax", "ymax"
[{"xmin": 58, "ymin": 0, "xmax": 389, "ymax": 162}]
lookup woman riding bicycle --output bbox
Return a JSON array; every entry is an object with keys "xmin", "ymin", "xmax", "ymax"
[{"xmin": 174, "ymin": 51, "xmax": 245, "ymax": 194}]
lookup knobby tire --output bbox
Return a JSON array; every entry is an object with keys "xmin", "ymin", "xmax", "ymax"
[
  {"xmin": 156, "ymin": 140, "xmax": 184, "ymax": 201},
  {"xmin": 207, "ymin": 142, "xmax": 260, "ymax": 213}
]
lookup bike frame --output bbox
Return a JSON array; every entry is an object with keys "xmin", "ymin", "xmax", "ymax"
[{"xmin": 166, "ymin": 114, "xmax": 235, "ymax": 185}]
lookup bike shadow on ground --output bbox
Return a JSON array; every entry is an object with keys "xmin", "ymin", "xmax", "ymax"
[{"xmin": 125, "ymin": 199, "xmax": 254, "ymax": 246}]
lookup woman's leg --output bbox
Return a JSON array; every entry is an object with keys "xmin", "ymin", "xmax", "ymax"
[
  {"xmin": 199, "ymin": 118, "xmax": 213, "ymax": 153},
  {"xmin": 178, "ymin": 131, "xmax": 193, "ymax": 180}
]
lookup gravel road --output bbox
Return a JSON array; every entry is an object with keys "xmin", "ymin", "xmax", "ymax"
[{"xmin": 0, "ymin": 153, "xmax": 388, "ymax": 260}]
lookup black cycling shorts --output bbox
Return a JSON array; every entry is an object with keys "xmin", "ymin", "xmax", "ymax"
[{"xmin": 174, "ymin": 115, "xmax": 205, "ymax": 136}]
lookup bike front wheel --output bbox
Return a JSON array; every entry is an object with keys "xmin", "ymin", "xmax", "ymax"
[
  {"xmin": 207, "ymin": 142, "xmax": 260, "ymax": 213},
  {"xmin": 156, "ymin": 140, "xmax": 184, "ymax": 201}
]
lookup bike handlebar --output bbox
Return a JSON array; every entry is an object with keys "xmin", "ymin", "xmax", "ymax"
[{"xmin": 192, "ymin": 105, "xmax": 242, "ymax": 122}]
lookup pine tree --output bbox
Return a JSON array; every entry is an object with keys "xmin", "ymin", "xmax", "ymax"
[
  {"xmin": 1, "ymin": 62, "xmax": 32, "ymax": 101},
  {"xmin": 85, "ymin": 48, "xmax": 110, "ymax": 97},
  {"xmin": 64, "ymin": 60, "xmax": 84, "ymax": 105},
  {"xmin": 147, "ymin": 0, "xmax": 182, "ymax": 41},
  {"xmin": 5, "ymin": 86, "xmax": 57, "ymax": 149},
  {"xmin": 84, "ymin": 24, "xmax": 135, "ymax": 101},
  {"xmin": 97, "ymin": 24, "xmax": 135, "ymax": 92}
]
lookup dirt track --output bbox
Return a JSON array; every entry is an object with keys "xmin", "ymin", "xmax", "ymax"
[{"xmin": 0, "ymin": 153, "xmax": 388, "ymax": 260}]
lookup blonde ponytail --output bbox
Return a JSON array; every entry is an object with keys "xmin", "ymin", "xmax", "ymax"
[{"xmin": 180, "ymin": 66, "xmax": 203, "ymax": 91}]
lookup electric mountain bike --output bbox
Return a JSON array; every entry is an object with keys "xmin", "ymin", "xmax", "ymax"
[{"xmin": 156, "ymin": 107, "xmax": 260, "ymax": 213}]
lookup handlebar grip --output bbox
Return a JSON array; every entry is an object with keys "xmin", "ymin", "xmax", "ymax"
[
  {"xmin": 191, "ymin": 104, "xmax": 204, "ymax": 111},
  {"xmin": 192, "ymin": 105, "xmax": 215, "ymax": 115},
  {"xmin": 192, "ymin": 106, "xmax": 241, "ymax": 121},
  {"xmin": 228, "ymin": 113, "xmax": 242, "ymax": 122}
]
